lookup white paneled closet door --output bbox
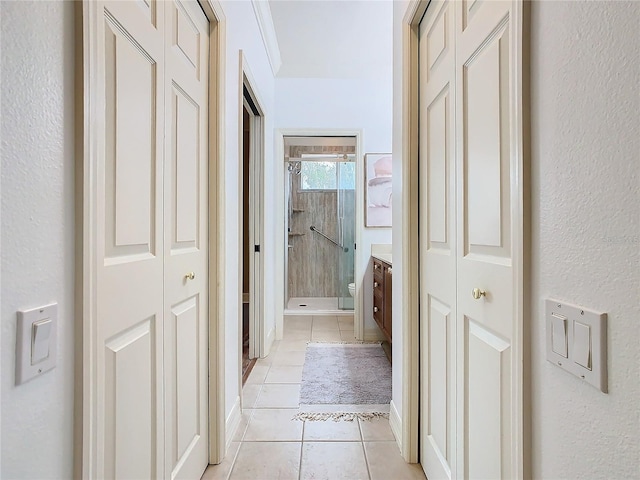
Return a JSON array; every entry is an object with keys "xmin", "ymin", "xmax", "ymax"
[
  {"xmin": 163, "ymin": 1, "xmax": 210, "ymax": 478},
  {"xmin": 418, "ymin": 1, "xmax": 457, "ymax": 479},
  {"xmin": 94, "ymin": 1, "xmax": 209, "ymax": 478},
  {"xmin": 418, "ymin": 1, "xmax": 525, "ymax": 478}
]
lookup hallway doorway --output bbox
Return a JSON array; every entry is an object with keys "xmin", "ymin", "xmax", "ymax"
[{"xmin": 278, "ymin": 134, "xmax": 362, "ymax": 332}]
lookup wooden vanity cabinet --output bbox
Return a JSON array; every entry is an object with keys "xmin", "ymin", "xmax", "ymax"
[{"xmin": 372, "ymin": 258, "xmax": 392, "ymax": 343}]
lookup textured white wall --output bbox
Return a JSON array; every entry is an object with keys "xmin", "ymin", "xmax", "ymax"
[
  {"xmin": 530, "ymin": 1, "xmax": 640, "ymax": 477},
  {"xmin": 1, "ymin": 2, "xmax": 76, "ymax": 478},
  {"xmin": 217, "ymin": 0, "xmax": 277, "ymax": 426}
]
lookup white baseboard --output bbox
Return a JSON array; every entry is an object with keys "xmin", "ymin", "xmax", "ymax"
[
  {"xmin": 364, "ymin": 327, "xmax": 386, "ymax": 342},
  {"xmin": 263, "ymin": 327, "xmax": 275, "ymax": 357},
  {"xmin": 389, "ymin": 400, "xmax": 402, "ymax": 452},
  {"xmin": 225, "ymin": 396, "xmax": 241, "ymax": 452}
]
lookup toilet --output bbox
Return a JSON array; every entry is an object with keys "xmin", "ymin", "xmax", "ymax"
[{"xmin": 348, "ymin": 282, "xmax": 355, "ymax": 297}]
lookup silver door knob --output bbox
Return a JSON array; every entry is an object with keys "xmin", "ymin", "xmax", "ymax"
[
  {"xmin": 185, "ymin": 272, "xmax": 195, "ymax": 280},
  {"xmin": 472, "ymin": 288, "xmax": 486, "ymax": 300}
]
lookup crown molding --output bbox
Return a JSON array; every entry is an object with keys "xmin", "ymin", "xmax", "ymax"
[{"xmin": 251, "ymin": 0, "xmax": 282, "ymax": 76}]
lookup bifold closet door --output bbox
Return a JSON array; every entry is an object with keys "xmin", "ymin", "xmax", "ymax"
[
  {"xmin": 94, "ymin": 1, "xmax": 209, "ymax": 478},
  {"xmin": 163, "ymin": 1, "xmax": 210, "ymax": 479},
  {"xmin": 455, "ymin": 1, "xmax": 522, "ymax": 478},
  {"xmin": 418, "ymin": 1, "xmax": 458, "ymax": 479},
  {"xmin": 417, "ymin": 0, "xmax": 524, "ymax": 478}
]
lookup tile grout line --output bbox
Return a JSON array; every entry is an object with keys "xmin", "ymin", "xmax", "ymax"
[{"xmin": 358, "ymin": 420, "xmax": 373, "ymax": 480}]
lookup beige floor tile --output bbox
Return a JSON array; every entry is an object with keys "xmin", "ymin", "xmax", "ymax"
[
  {"xmin": 311, "ymin": 330, "xmax": 343, "ymax": 342},
  {"xmin": 201, "ymin": 441, "xmax": 240, "ymax": 480},
  {"xmin": 340, "ymin": 329, "xmax": 355, "ymax": 341},
  {"xmin": 338, "ymin": 317, "xmax": 355, "ymax": 330},
  {"xmin": 232, "ymin": 409, "xmax": 254, "ymax": 442},
  {"xmin": 284, "ymin": 316, "xmax": 313, "ymax": 329},
  {"xmin": 364, "ymin": 442, "xmax": 426, "ymax": 480},
  {"xmin": 278, "ymin": 339, "xmax": 309, "ymax": 351},
  {"xmin": 245, "ymin": 365, "xmax": 270, "ymax": 384},
  {"xmin": 300, "ymin": 442, "xmax": 369, "ymax": 480},
  {"xmin": 312, "ymin": 316, "xmax": 340, "ymax": 331},
  {"xmin": 272, "ymin": 350, "xmax": 306, "ymax": 366},
  {"xmin": 255, "ymin": 355, "xmax": 273, "ymax": 367},
  {"xmin": 359, "ymin": 417, "xmax": 395, "ymax": 441},
  {"xmin": 254, "ymin": 384, "xmax": 301, "ymax": 408},
  {"xmin": 243, "ymin": 409, "xmax": 303, "ymax": 441},
  {"xmin": 242, "ymin": 384, "xmax": 261, "ymax": 409},
  {"xmin": 283, "ymin": 330, "xmax": 311, "ymax": 341},
  {"xmin": 230, "ymin": 442, "xmax": 301, "ymax": 480},
  {"xmin": 265, "ymin": 365, "xmax": 303, "ymax": 384},
  {"xmin": 303, "ymin": 420, "xmax": 362, "ymax": 442}
]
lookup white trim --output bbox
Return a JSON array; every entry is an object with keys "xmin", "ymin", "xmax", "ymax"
[
  {"xmin": 201, "ymin": 0, "xmax": 227, "ymax": 466},
  {"xmin": 239, "ymin": 51, "xmax": 269, "ymax": 367},
  {"xmin": 250, "ymin": 0, "xmax": 282, "ymax": 76},
  {"xmin": 389, "ymin": 400, "xmax": 403, "ymax": 451},
  {"xmin": 225, "ymin": 396, "xmax": 241, "ymax": 452},
  {"xmin": 275, "ymin": 129, "xmax": 363, "ymax": 342},
  {"xmin": 398, "ymin": 0, "xmax": 425, "ymax": 465}
]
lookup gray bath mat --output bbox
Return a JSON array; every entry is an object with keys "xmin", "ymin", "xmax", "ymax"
[{"xmin": 295, "ymin": 342, "xmax": 391, "ymax": 421}]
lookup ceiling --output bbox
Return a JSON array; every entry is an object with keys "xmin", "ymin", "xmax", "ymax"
[{"xmin": 268, "ymin": 0, "xmax": 393, "ymax": 79}]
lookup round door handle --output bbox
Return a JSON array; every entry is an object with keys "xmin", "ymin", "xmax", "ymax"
[
  {"xmin": 472, "ymin": 288, "xmax": 486, "ymax": 300},
  {"xmin": 374, "ymin": 281, "xmax": 379, "ymax": 287},
  {"xmin": 185, "ymin": 272, "xmax": 195, "ymax": 280},
  {"xmin": 373, "ymin": 306, "xmax": 379, "ymax": 313}
]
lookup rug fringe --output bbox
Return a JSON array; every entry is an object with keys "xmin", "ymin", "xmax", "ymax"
[{"xmin": 292, "ymin": 411, "xmax": 390, "ymax": 422}]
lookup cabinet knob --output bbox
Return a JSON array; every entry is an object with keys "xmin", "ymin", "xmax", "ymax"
[
  {"xmin": 185, "ymin": 272, "xmax": 195, "ymax": 280},
  {"xmin": 374, "ymin": 281, "xmax": 379, "ymax": 288},
  {"xmin": 388, "ymin": 268, "xmax": 392, "ymax": 274},
  {"xmin": 472, "ymin": 288, "xmax": 486, "ymax": 299},
  {"xmin": 374, "ymin": 264, "xmax": 379, "ymax": 270},
  {"xmin": 374, "ymin": 306, "xmax": 379, "ymax": 313}
]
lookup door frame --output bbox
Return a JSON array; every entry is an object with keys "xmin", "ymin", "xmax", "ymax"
[
  {"xmin": 401, "ymin": 0, "xmax": 530, "ymax": 473},
  {"xmin": 74, "ymin": 0, "xmax": 228, "ymax": 475},
  {"xmin": 238, "ymin": 51, "xmax": 268, "ymax": 369},
  {"xmin": 274, "ymin": 129, "xmax": 364, "ymax": 340}
]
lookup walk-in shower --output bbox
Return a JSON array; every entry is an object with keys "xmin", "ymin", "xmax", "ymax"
[{"xmin": 284, "ymin": 142, "xmax": 356, "ymax": 314}]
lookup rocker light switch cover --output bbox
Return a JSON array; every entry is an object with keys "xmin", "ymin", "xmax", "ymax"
[
  {"xmin": 16, "ymin": 303, "xmax": 57, "ymax": 385},
  {"xmin": 545, "ymin": 299, "xmax": 607, "ymax": 393}
]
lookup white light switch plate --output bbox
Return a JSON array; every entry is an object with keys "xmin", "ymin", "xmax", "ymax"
[
  {"xmin": 545, "ymin": 299, "xmax": 607, "ymax": 393},
  {"xmin": 16, "ymin": 303, "xmax": 57, "ymax": 385}
]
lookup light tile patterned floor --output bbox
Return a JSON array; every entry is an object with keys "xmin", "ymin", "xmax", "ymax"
[{"xmin": 202, "ymin": 315, "xmax": 426, "ymax": 480}]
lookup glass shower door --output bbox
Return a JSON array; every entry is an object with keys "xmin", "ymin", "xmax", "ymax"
[{"xmin": 337, "ymin": 161, "xmax": 356, "ymax": 310}]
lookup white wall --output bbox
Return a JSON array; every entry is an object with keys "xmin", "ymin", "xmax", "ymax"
[
  {"xmin": 218, "ymin": 0, "xmax": 277, "ymax": 430},
  {"xmin": 274, "ymin": 74, "xmax": 394, "ymax": 336},
  {"xmin": 530, "ymin": 1, "xmax": 640, "ymax": 477},
  {"xmin": 1, "ymin": 2, "xmax": 76, "ymax": 478}
]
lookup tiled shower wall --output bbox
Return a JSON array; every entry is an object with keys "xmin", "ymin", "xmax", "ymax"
[{"xmin": 288, "ymin": 173, "xmax": 339, "ymax": 297}]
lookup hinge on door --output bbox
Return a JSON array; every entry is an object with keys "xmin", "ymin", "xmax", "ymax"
[
  {"xmin": 354, "ymin": 243, "xmax": 357, "ymax": 250},
  {"xmin": 254, "ymin": 245, "xmax": 260, "ymax": 253}
]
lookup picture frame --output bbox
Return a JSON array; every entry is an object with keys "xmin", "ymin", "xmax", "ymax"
[{"xmin": 364, "ymin": 153, "xmax": 393, "ymax": 228}]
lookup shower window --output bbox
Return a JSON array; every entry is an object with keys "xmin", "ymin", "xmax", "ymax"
[
  {"xmin": 300, "ymin": 161, "xmax": 356, "ymax": 191},
  {"xmin": 300, "ymin": 161, "xmax": 337, "ymax": 190}
]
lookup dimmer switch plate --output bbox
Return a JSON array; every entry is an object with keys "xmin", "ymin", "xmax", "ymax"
[
  {"xmin": 16, "ymin": 303, "xmax": 57, "ymax": 385},
  {"xmin": 545, "ymin": 299, "xmax": 607, "ymax": 393}
]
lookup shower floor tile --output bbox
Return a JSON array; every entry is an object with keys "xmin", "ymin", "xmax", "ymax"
[{"xmin": 285, "ymin": 297, "xmax": 353, "ymax": 316}]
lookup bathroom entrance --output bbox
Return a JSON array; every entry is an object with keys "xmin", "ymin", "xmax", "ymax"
[{"xmin": 283, "ymin": 136, "xmax": 357, "ymax": 316}]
